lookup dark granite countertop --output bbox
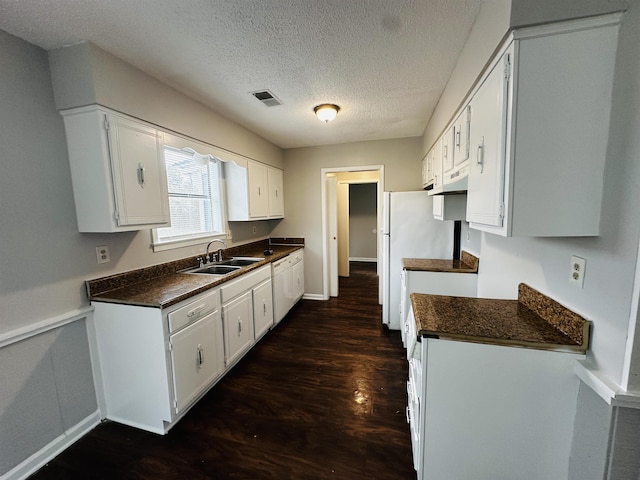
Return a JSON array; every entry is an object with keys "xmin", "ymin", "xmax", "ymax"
[
  {"xmin": 87, "ymin": 239, "xmax": 303, "ymax": 309},
  {"xmin": 402, "ymin": 251, "xmax": 478, "ymax": 273},
  {"xmin": 410, "ymin": 283, "xmax": 589, "ymax": 353}
]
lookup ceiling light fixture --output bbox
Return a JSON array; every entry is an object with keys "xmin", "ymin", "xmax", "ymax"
[{"xmin": 314, "ymin": 104, "xmax": 340, "ymax": 123}]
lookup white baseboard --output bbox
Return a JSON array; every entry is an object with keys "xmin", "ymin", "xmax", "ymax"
[
  {"xmin": 302, "ymin": 293, "xmax": 325, "ymax": 301},
  {"xmin": 2, "ymin": 411, "xmax": 101, "ymax": 480},
  {"xmin": 348, "ymin": 257, "xmax": 377, "ymax": 263}
]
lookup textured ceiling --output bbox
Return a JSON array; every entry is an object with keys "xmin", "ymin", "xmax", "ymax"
[{"xmin": 0, "ymin": 0, "xmax": 481, "ymax": 149}]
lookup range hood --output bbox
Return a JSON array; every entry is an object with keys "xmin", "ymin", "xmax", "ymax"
[{"xmin": 432, "ymin": 163, "xmax": 469, "ymax": 195}]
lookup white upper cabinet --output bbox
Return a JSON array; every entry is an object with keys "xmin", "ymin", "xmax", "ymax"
[
  {"xmin": 268, "ymin": 167, "xmax": 284, "ymax": 217},
  {"xmin": 61, "ymin": 106, "xmax": 170, "ymax": 232},
  {"xmin": 226, "ymin": 160, "xmax": 285, "ymax": 221},
  {"xmin": 452, "ymin": 106, "xmax": 471, "ymax": 168},
  {"xmin": 466, "ymin": 49, "xmax": 510, "ymax": 228},
  {"xmin": 466, "ymin": 14, "xmax": 620, "ymax": 236},
  {"xmin": 429, "ymin": 137, "xmax": 444, "ymax": 194},
  {"xmin": 247, "ymin": 160, "xmax": 269, "ymax": 218},
  {"xmin": 421, "ymin": 151, "xmax": 433, "ymax": 190},
  {"xmin": 441, "ymin": 125, "xmax": 455, "ymax": 179}
]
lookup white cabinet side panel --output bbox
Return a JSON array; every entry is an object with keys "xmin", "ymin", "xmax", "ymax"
[{"xmin": 422, "ymin": 339, "xmax": 580, "ymax": 480}]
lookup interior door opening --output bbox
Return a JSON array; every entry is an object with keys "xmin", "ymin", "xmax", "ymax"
[{"xmin": 321, "ymin": 166, "xmax": 384, "ymax": 300}]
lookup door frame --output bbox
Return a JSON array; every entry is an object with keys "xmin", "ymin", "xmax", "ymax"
[{"xmin": 320, "ymin": 165, "xmax": 385, "ymax": 300}]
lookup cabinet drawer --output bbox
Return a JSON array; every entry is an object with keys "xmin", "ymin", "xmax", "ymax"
[
  {"xmin": 220, "ymin": 265, "xmax": 271, "ymax": 303},
  {"xmin": 290, "ymin": 250, "xmax": 303, "ymax": 265},
  {"xmin": 168, "ymin": 290, "xmax": 219, "ymax": 333}
]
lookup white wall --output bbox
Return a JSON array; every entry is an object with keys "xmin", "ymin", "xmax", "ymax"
[
  {"xmin": 49, "ymin": 42, "xmax": 283, "ymax": 169},
  {"xmin": 421, "ymin": 0, "xmax": 638, "ymax": 393},
  {"xmin": 274, "ymin": 137, "xmax": 422, "ymax": 295}
]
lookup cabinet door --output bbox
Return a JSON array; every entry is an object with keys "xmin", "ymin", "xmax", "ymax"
[
  {"xmin": 268, "ymin": 168, "xmax": 284, "ymax": 218},
  {"xmin": 222, "ymin": 291, "xmax": 255, "ymax": 366},
  {"xmin": 169, "ymin": 311, "xmax": 224, "ymax": 414},
  {"xmin": 441, "ymin": 126, "xmax": 455, "ymax": 177},
  {"xmin": 466, "ymin": 52, "xmax": 509, "ymax": 228},
  {"xmin": 452, "ymin": 105, "xmax": 471, "ymax": 167},
  {"xmin": 421, "ymin": 152, "xmax": 433, "ymax": 189},
  {"xmin": 248, "ymin": 160, "xmax": 268, "ymax": 218},
  {"xmin": 292, "ymin": 259, "xmax": 305, "ymax": 303},
  {"xmin": 431, "ymin": 138, "xmax": 443, "ymax": 192},
  {"xmin": 107, "ymin": 114, "xmax": 170, "ymax": 227},
  {"xmin": 253, "ymin": 279, "xmax": 274, "ymax": 339}
]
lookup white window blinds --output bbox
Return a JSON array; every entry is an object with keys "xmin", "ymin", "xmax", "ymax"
[{"xmin": 155, "ymin": 146, "xmax": 223, "ymax": 243}]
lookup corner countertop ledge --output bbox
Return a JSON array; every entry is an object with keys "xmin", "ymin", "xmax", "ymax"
[
  {"xmin": 402, "ymin": 251, "xmax": 479, "ymax": 273},
  {"xmin": 410, "ymin": 283, "xmax": 589, "ymax": 353}
]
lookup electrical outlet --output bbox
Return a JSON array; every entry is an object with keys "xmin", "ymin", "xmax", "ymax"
[
  {"xmin": 252, "ymin": 226, "xmax": 257, "ymax": 235},
  {"xmin": 570, "ymin": 255, "xmax": 586, "ymax": 288},
  {"xmin": 96, "ymin": 245, "xmax": 111, "ymax": 264}
]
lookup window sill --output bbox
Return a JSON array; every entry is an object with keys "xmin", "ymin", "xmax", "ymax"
[{"xmin": 151, "ymin": 233, "xmax": 228, "ymax": 253}]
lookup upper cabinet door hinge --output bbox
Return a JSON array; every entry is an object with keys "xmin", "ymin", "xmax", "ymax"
[
  {"xmin": 504, "ymin": 54, "xmax": 511, "ymax": 82},
  {"xmin": 104, "ymin": 116, "xmax": 110, "ymax": 132}
]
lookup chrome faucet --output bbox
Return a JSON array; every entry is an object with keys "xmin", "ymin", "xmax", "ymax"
[{"xmin": 205, "ymin": 239, "xmax": 227, "ymax": 263}]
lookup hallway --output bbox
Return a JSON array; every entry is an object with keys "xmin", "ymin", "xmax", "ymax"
[{"xmin": 30, "ymin": 262, "xmax": 415, "ymax": 479}]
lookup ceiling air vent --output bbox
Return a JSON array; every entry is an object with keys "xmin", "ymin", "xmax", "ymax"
[{"xmin": 251, "ymin": 90, "xmax": 282, "ymax": 107}]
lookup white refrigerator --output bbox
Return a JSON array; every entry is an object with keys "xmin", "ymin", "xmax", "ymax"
[{"xmin": 380, "ymin": 191, "xmax": 454, "ymax": 330}]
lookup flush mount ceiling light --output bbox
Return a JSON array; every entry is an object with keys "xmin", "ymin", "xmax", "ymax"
[{"xmin": 314, "ymin": 104, "xmax": 340, "ymax": 123}]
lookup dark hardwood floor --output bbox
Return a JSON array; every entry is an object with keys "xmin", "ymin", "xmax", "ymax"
[{"xmin": 29, "ymin": 262, "xmax": 415, "ymax": 479}]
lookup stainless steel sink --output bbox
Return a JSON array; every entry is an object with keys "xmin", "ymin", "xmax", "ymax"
[
  {"xmin": 219, "ymin": 257, "xmax": 264, "ymax": 266},
  {"xmin": 184, "ymin": 265, "xmax": 241, "ymax": 275},
  {"xmin": 182, "ymin": 257, "xmax": 263, "ymax": 275}
]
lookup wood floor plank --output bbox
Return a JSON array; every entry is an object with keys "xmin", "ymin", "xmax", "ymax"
[{"xmin": 29, "ymin": 262, "xmax": 415, "ymax": 479}]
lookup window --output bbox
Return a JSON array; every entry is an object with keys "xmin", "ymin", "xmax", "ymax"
[{"xmin": 152, "ymin": 145, "xmax": 225, "ymax": 250}]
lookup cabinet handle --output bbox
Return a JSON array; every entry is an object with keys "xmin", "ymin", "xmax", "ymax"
[
  {"xmin": 406, "ymin": 406, "xmax": 411, "ymax": 424},
  {"xmin": 197, "ymin": 344, "xmax": 204, "ymax": 368},
  {"xmin": 443, "ymin": 145, "xmax": 448, "ymax": 160},
  {"xmin": 275, "ymin": 189, "xmax": 278, "ymax": 198},
  {"xmin": 455, "ymin": 128, "xmax": 461, "ymax": 148},
  {"xmin": 187, "ymin": 304, "xmax": 206, "ymax": 318},
  {"xmin": 258, "ymin": 186, "xmax": 261, "ymax": 196},
  {"xmin": 137, "ymin": 162, "xmax": 146, "ymax": 187},
  {"xmin": 476, "ymin": 137, "xmax": 485, "ymax": 174},
  {"xmin": 238, "ymin": 319, "xmax": 242, "ymax": 334},
  {"xmin": 263, "ymin": 302, "xmax": 266, "ymax": 315}
]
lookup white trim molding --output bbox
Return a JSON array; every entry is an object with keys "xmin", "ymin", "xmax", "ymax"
[
  {"xmin": 575, "ymin": 361, "xmax": 640, "ymax": 409},
  {"xmin": 0, "ymin": 307, "xmax": 94, "ymax": 349},
  {"xmin": 0, "ymin": 411, "xmax": 101, "ymax": 480},
  {"xmin": 302, "ymin": 293, "xmax": 325, "ymax": 301}
]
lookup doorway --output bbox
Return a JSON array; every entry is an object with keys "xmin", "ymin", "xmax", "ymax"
[{"xmin": 321, "ymin": 166, "xmax": 385, "ymax": 300}]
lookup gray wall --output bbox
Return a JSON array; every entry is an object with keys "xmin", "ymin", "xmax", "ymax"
[
  {"xmin": 349, "ymin": 183, "xmax": 377, "ymax": 260},
  {"xmin": 0, "ymin": 29, "xmax": 283, "ymax": 476},
  {"xmin": 273, "ymin": 137, "xmax": 422, "ymax": 295}
]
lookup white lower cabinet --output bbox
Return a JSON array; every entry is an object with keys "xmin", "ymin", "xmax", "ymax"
[
  {"xmin": 91, "ymin": 264, "xmax": 274, "ymax": 435},
  {"xmin": 92, "ymin": 288, "xmax": 223, "ymax": 434},
  {"xmin": 407, "ymin": 330, "xmax": 582, "ymax": 480},
  {"xmin": 272, "ymin": 249, "xmax": 305, "ymax": 325},
  {"xmin": 253, "ymin": 278, "xmax": 274, "ymax": 340},
  {"xmin": 169, "ymin": 311, "xmax": 224, "ymax": 414},
  {"xmin": 222, "ymin": 291, "xmax": 254, "ymax": 366},
  {"xmin": 220, "ymin": 264, "xmax": 272, "ymax": 367}
]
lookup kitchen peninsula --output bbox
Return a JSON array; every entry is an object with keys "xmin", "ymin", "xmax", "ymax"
[{"xmin": 405, "ymin": 284, "xmax": 589, "ymax": 479}]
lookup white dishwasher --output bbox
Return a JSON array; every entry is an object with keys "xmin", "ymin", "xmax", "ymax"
[{"xmin": 272, "ymin": 255, "xmax": 291, "ymax": 325}]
